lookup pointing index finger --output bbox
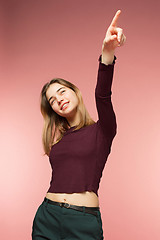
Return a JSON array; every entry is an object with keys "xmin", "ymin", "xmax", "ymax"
[{"xmin": 110, "ymin": 10, "xmax": 121, "ymax": 27}]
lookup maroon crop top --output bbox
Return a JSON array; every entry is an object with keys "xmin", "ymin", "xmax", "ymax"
[{"xmin": 47, "ymin": 55, "xmax": 117, "ymax": 197}]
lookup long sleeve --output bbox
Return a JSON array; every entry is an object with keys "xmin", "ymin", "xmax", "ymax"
[{"xmin": 95, "ymin": 55, "xmax": 117, "ymax": 142}]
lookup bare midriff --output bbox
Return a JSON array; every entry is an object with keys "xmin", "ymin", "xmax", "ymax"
[{"xmin": 45, "ymin": 191, "xmax": 99, "ymax": 207}]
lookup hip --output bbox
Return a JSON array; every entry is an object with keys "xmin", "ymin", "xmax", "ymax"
[{"xmin": 32, "ymin": 198, "xmax": 104, "ymax": 240}]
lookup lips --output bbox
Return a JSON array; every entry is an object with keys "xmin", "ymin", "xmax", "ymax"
[{"xmin": 61, "ymin": 101, "xmax": 69, "ymax": 110}]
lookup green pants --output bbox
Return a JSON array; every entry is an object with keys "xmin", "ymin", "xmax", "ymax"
[{"xmin": 32, "ymin": 198, "xmax": 104, "ymax": 240}]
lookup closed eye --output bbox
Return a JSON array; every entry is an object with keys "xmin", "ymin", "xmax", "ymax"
[
  {"xmin": 50, "ymin": 99, "xmax": 55, "ymax": 105},
  {"xmin": 61, "ymin": 90, "xmax": 65, "ymax": 94}
]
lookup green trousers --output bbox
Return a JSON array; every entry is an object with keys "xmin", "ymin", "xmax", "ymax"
[{"xmin": 32, "ymin": 198, "xmax": 104, "ymax": 240}]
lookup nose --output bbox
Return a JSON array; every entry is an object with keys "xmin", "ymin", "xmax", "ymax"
[{"xmin": 56, "ymin": 96, "xmax": 64, "ymax": 105}]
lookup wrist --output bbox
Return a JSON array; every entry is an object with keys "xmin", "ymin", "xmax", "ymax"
[{"xmin": 101, "ymin": 53, "xmax": 115, "ymax": 65}]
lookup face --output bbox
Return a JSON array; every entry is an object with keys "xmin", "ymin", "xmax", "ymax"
[{"xmin": 46, "ymin": 83, "xmax": 79, "ymax": 118}]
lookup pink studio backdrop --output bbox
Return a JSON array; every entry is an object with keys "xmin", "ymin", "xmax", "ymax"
[{"xmin": 1, "ymin": 0, "xmax": 160, "ymax": 239}]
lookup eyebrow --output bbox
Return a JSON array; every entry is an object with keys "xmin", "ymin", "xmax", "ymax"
[{"xmin": 48, "ymin": 87, "xmax": 65, "ymax": 102}]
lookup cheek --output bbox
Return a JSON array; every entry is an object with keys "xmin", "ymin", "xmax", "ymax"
[
  {"xmin": 70, "ymin": 94, "xmax": 78, "ymax": 106},
  {"xmin": 66, "ymin": 92, "xmax": 76, "ymax": 102},
  {"xmin": 51, "ymin": 104, "xmax": 59, "ymax": 113},
  {"xmin": 69, "ymin": 91, "xmax": 78, "ymax": 101}
]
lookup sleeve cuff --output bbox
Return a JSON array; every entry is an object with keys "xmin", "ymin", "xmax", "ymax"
[{"xmin": 98, "ymin": 55, "xmax": 117, "ymax": 68}]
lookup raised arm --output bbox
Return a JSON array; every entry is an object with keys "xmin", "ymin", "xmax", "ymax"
[{"xmin": 95, "ymin": 10, "xmax": 126, "ymax": 141}]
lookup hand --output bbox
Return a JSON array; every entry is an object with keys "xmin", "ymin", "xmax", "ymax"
[{"xmin": 102, "ymin": 10, "xmax": 126, "ymax": 64}]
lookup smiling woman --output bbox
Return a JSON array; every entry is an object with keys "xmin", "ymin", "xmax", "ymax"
[
  {"xmin": 32, "ymin": 9, "xmax": 126, "ymax": 240},
  {"xmin": 40, "ymin": 78, "xmax": 95, "ymax": 155}
]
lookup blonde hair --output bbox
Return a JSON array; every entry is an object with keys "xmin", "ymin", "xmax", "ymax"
[{"xmin": 40, "ymin": 78, "xmax": 95, "ymax": 156}]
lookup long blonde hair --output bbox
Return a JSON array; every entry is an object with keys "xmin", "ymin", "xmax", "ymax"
[{"xmin": 40, "ymin": 78, "xmax": 95, "ymax": 156}]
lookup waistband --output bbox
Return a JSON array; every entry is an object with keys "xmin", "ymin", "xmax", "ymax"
[{"xmin": 44, "ymin": 197, "xmax": 100, "ymax": 217}]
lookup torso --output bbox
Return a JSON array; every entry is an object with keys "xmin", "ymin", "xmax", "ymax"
[{"xmin": 45, "ymin": 191, "xmax": 99, "ymax": 207}]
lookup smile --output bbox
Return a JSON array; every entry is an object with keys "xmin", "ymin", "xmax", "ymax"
[{"xmin": 61, "ymin": 102, "xmax": 69, "ymax": 110}]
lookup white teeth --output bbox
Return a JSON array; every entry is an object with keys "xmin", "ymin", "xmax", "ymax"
[{"xmin": 62, "ymin": 102, "xmax": 69, "ymax": 109}]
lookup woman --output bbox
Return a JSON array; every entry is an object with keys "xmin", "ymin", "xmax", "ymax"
[{"xmin": 32, "ymin": 9, "xmax": 126, "ymax": 240}]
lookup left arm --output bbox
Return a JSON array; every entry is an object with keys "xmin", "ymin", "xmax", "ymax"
[
  {"xmin": 95, "ymin": 10, "xmax": 126, "ymax": 141},
  {"xmin": 95, "ymin": 55, "xmax": 117, "ymax": 141}
]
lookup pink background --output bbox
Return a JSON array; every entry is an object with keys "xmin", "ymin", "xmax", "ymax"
[{"xmin": 1, "ymin": 0, "xmax": 160, "ymax": 239}]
